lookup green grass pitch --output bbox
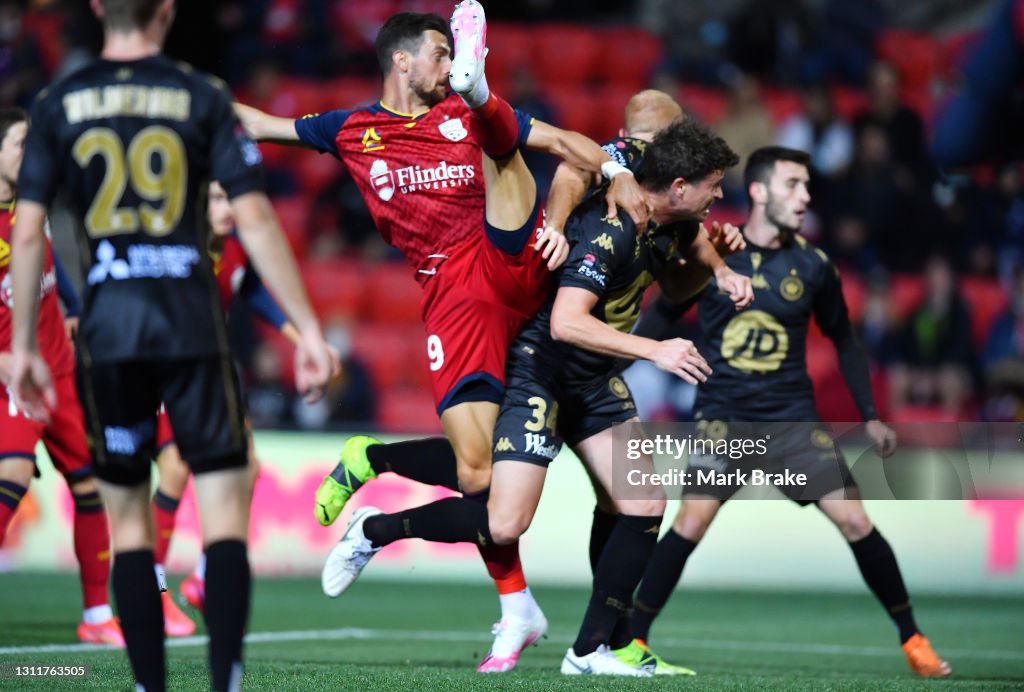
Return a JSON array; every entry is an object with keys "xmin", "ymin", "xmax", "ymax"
[{"xmin": 1, "ymin": 573, "xmax": 1021, "ymax": 690}]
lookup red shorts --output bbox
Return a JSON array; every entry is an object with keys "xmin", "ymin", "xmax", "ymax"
[
  {"xmin": 0, "ymin": 373, "xmax": 92, "ymax": 481},
  {"xmin": 155, "ymin": 405, "xmax": 174, "ymax": 452},
  {"xmin": 422, "ymin": 207, "xmax": 551, "ymax": 412}
]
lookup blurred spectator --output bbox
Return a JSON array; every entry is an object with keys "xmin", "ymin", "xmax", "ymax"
[
  {"xmin": 982, "ymin": 265, "xmax": 1024, "ymax": 421},
  {"xmin": 969, "ymin": 164, "xmax": 1024, "ymax": 282},
  {"xmin": 889, "ymin": 256, "xmax": 976, "ymax": 415},
  {"xmin": 854, "ymin": 61, "xmax": 931, "ymax": 188},
  {"xmin": 507, "ymin": 67, "xmax": 557, "ymax": 194},
  {"xmin": 716, "ymin": 73, "xmax": 774, "ymax": 200},
  {"xmin": 817, "ymin": 0, "xmax": 885, "ymax": 85},
  {"xmin": 247, "ymin": 343, "xmax": 296, "ymax": 429},
  {"xmin": 726, "ymin": 0, "xmax": 814, "ymax": 86},
  {"xmin": 858, "ymin": 270, "xmax": 900, "ymax": 366},
  {"xmin": 0, "ymin": 0, "xmax": 44, "ymax": 107},
  {"xmin": 293, "ymin": 322, "xmax": 376, "ymax": 429},
  {"xmin": 310, "ymin": 173, "xmax": 390, "ymax": 257},
  {"xmin": 236, "ymin": 57, "xmax": 300, "ymax": 195},
  {"xmin": 776, "ymin": 85, "xmax": 854, "ymax": 179}
]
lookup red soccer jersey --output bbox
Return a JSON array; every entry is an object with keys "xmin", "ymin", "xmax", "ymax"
[
  {"xmin": 295, "ymin": 95, "xmax": 533, "ymax": 282},
  {"xmin": 0, "ymin": 201, "xmax": 74, "ymax": 377},
  {"xmin": 210, "ymin": 233, "xmax": 248, "ymax": 312}
]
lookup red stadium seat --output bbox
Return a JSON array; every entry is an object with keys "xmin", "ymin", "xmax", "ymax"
[
  {"xmin": 271, "ymin": 196, "xmax": 311, "ymax": 259},
  {"xmin": 361, "ymin": 262, "xmax": 423, "ymax": 324},
  {"xmin": 376, "ymin": 386, "xmax": 442, "ymax": 434},
  {"xmin": 532, "ymin": 25, "xmax": 601, "ymax": 84},
  {"xmin": 602, "ymin": 28, "xmax": 665, "ymax": 91},
  {"xmin": 545, "ymin": 86, "xmax": 602, "ymax": 140},
  {"xmin": 302, "ymin": 258, "xmax": 367, "ymax": 319},
  {"xmin": 887, "ymin": 274, "xmax": 924, "ymax": 322},
  {"xmin": 678, "ymin": 85, "xmax": 729, "ymax": 126},
  {"xmin": 876, "ymin": 31, "xmax": 940, "ymax": 90},
  {"xmin": 486, "ymin": 23, "xmax": 534, "ymax": 86},
  {"xmin": 960, "ymin": 277, "xmax": 1008, "ymax": 348},
  {"xmin": 294, "ymin": 150, "xmax": 341, "ymax": 197},
  {"xmin": 322, "ymin": 77, "xmax": 380, "ymax": 112},
  {"xmin": 351, "ymin": 324, "xmax": 425, "ymax": 390},
  {"xmin": 759, "ymin": 87, "xmax": 804, "ymax": 125},
  {"xmin": 939, "ymin": 31, "xmax": 982, "ymax": 83},
  {"xmin": 829, "ymin": 86, "xmax": 869, "ymax": 122}
]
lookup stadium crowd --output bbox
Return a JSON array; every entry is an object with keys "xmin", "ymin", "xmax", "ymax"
[{"xmin": 3, "ymin": 0, "xmax": 1019, "ymax": 432}]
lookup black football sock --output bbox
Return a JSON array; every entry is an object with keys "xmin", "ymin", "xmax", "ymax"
[
  {"xmin": 112, "ymin": 550, "xmax": 165, "ymax": 692},
  {"xmin": 573, "ymin": 514, "xmax": 660, "ymax": 657},
  {"xmin": 588, "ymin": 506, "xmax": 619, "ymax": 574},
  {"xmin": 204, "ymin": 539, "xmax": 250, "ymax": 692},
  {"xmin": 849, "ymin": 528, "xmax": 918, "ymax": 643},
  {"xmin": 365, "ymin": 438, "xmax": 460, "ymax": 491},
  {"xmin": 631, "ymin": 529, "xmax": 699, "ymax": 643},
  {"xmin": 363, "ymin": 497, "xmax": 492, "ymax": 548}
]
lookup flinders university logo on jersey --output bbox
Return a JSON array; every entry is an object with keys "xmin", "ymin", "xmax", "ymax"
[
  {"xmin": 369, "ymin": 158, "xmax": 476, "ymax": 202},
  {"xmin": 438, "ymin": 117, "xmax": 468, "ymax": 142}
]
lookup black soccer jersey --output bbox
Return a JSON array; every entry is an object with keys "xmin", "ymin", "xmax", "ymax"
[
  {"xmin": 18, "ymin": 56, "xmax": 264, "ymax": 363},
  {"xmin": 516, "ymin": 193, "xmax": 696, "ymax": 385},
  {"xmin": 694, "ymin": 233, "xmax": 853, "ymax": 421}
]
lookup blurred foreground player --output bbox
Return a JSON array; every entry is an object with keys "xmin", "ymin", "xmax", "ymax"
[
  {"xmin": 237, "ymin": 0, "xmax": 646, "ymax": 671},
  {"xmin": 0, "ymin": 106, "xmax": 123, "ymax": 647},
  {"xmin": 9, "ymin": 1, "xmax": 334, "ymax": 690},
  {"xmin": 617, "ymin": 146, "xmax": 950, "ymax": 678},
  {"xmin": 152, "ymin": 180, "xmax": 310, "ymax": 636}
]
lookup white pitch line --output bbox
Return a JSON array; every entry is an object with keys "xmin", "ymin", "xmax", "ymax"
[{"xmin": 0, "ymin": 628, "xmax": 1021, "ymax": 662}]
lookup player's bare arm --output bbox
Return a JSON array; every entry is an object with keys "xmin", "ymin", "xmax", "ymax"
[
  {"xmin": 550, "ymin": 286, "xmax": 710, "ymax": 384},
  {"xmin": 688, "ymin": 230, "xmax": 754, "ymax": 310},
  {"xmin": 233, "ymin": 102, "xmax": 303, "ymax": 145},
  {"xmin": 230, "ymin": 192, "xmax": 333, "ymax": 401},
  {"xmin": 544, "ymin": 161, "xmax": 597, "ymax": 235},
  {"xmin": 8, "ymin": 199, "xmax": 56, "ymax": 419},
  {"xmin": 526, "ymin": 120, "xmax": 648, "ymax": 226}
]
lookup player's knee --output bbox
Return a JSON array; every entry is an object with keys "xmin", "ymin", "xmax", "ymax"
[
  {"xmin": 673, "ymin": 503, "xmax": 715, "ymax": 542},
  {"xmin": 489, "ymin": 511, "xmax": 531, "ymax": 545},
  {"xmin": 454, "ymin": 448, "xmax": 492, "ymax": 494},
  {"xmin": 836, "ymin": 512, "xmax": 873, "ymax": 542},
  {"xmin": 67, "ymin": 475, "xmax": 98, "ymax": 496}
]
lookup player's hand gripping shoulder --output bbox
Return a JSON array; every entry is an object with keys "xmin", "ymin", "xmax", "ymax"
[
  {"xmin": 534, "ymin": 225, "xmax": 570, "ymax": 270},
  {"xmin": 705, "ymin": 221, "xmax": 745, "ymax": 257},
  {"xmin": 604, "ymin": 169, "xmax": 649, "ymax": 228},
  {"xmin": 716, "ymin": 267, "xmax": 754, "ymax": 310},
  {"xmin": 865, "ymin": 419, "xmax": 898, "ymax": 458},
  {"xmin": 649, "ymin": 338, "xmax": 712, "ymax": 385}
]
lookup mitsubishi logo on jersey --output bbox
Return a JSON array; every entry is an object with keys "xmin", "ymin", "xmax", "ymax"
[
  {"xmin": 370, "ymin": 159, "xmax": 396, "ymax": 202},
  {"xmin": 370, "ymin": 159, "xmax": 476, "ymax": 202}
]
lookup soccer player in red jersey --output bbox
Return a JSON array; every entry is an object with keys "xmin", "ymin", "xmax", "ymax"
[
  {"xmin": 236, "ymin": 1, "xmax": 646, "ymax": 671},
  {"xmin": 152, "ymin": 181, "xmax": 312, "ymax": 634},
  {"xmin": 0, "ymin": 107, "xmax": 124, "ymax": 647}
]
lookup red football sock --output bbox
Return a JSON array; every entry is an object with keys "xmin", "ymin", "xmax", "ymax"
[
  {"xmin": 0, "ymin": 481, "xmax": 28, "ymax": 545},
  {"xmin": 479, "ymin": 542, "xmax": 527, "ymax": 595},
  {"xmin": 72, "ymin": 491, "xmax": 111, "ymax": 609},
  {"xmin": 469, "ymin": 92, "xmax": 519, "ymax": 160},
  {"xmin": 152, "ymin": 490, "xmax": 180, "ymax": 565}
]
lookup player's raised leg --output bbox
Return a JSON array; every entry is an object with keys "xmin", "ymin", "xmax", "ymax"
[{"xmin": 817, "ymin": 493, "xmax": 951, "ymax": 677}]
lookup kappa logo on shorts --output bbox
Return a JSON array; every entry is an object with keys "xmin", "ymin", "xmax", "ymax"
[
  {"xmin": 438, "ymin": 117, "xmax": 468, "ymax": 142},
  {"xmin": 494, "ymin": 437, "xmax": 516, "ymax": 453},
  {"xmin": 592, "ymin": 233, "xmax": 615, "ymax": 253}
]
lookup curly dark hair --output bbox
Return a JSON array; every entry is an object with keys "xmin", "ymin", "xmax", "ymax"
[
  {"xmin": 376, "ymin": 13, "xmax": 453, "ymax": 77},
  {"xmin": 640, "ymin": 117, "xmax": 739, "ymax": 192}
]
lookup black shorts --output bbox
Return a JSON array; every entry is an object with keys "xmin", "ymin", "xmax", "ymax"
[
  {"xmin": 684, "ymin": 417, "xmax": 857, "ymax": 505},
  {"xmin": 77, "ymin": 355, "xmax": 247, "ymax": 486},
  {"xmin": 492, "ymin": 343, "xmax": 637, "ymax": 467}
]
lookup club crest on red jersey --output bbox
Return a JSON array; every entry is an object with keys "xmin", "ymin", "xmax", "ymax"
[
  {"xmin": 438, "ymin": 117, "xmax": 468, "ymax": 142},
  {"xmin": 370, "ymin": 159, "xmax": 396, "ymax": 202}
]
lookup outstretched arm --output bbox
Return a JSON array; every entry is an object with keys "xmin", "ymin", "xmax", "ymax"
[{"xmin": 233, "ymin": 103, "xmax": 303, "ymax": 144}]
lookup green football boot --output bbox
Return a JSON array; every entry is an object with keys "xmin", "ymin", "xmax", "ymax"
[
  {"xmin": 314, "ymin": 435, "xmax": 380, "ymax": 526},
  {"xmin": 612, "ymin": 638, "xmax": 697, "ymax": 676}
]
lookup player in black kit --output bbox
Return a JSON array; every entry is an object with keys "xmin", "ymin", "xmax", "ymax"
[
  {"xmin": 319, "ymin": 118, "xmax": 751, "ymax": 676},
  {"xmin": 620, "ymin": 146, "xmax": 951, "ymax": 678},
  {"xmin": 8, "ymin": 2, "xmax": 334, "ymax": 691}
]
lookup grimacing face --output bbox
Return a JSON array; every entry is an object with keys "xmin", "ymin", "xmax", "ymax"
[
  {"xmin": 763, "ymin": 160, "xmax": 811, "ymax": 233},
  {"xmin": 407, "ymin": 30, "xmax": 451, "ymax": 107},
  {"xmin": 681, "ymin": 169, "xmax": 725, "ymax": 220}
]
